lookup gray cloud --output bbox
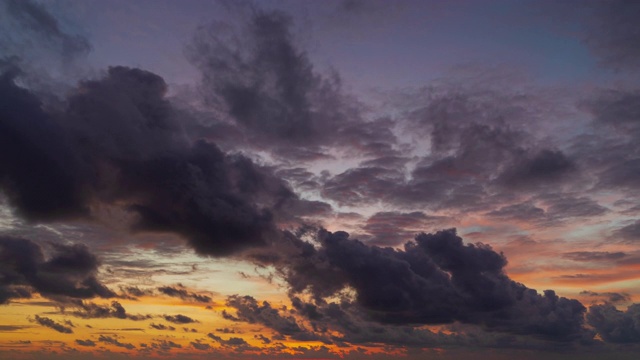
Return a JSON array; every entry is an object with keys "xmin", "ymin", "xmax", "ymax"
[
  {"xmin": 362, "ymin": 211, "xmax": 447, "ymax": 247},
  {"xmin": 67, "ymin": 300, "xmax": 150, "ymax": 321},
  {"xmin": 74, "ymin": 339, "xmax": 95, "ymax": 347},
  {"xmin": 612, "ymin": 220, "xmax": 640, "ymax": 243},
  {"xmin": 157, "ymin": 286, "xmax": 212, "ymax": 304},
  {"xmin": 272, "ymin": 229, "xmax": 591, "ymax": 342},
  {"xmin": 186, "ymin": 9, "xmax": 396, "ymax": 161},
  {"xmin": 580, "ymin": 291, "xmax": 630, "ymax": 304},
  {"xmin": 98, "ymin": 335, "xmax": 135, "ymax": 350},
  {"xmin": 223, "ymin": 295, "xmax": 320, "ymax": 341},
  {"xmin": 0, "ymin": 63, "xmax": 309, "ymax": 256},
  {"xmin": 587, "ymin": 303, "xmax": 640, "ymax": 343},
  {"xmin": 32, "ymin": 315, "xmax": 72, "ymax": 334},
  {"xmin": 0, "ymin": 237, "xmax": 114, "ymax": 304},
  {"xmin": 162, "ymin": 314, "xmax": 198, "ymax": 324}
]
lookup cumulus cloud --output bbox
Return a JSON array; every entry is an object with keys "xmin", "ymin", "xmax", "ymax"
[
  {"xmin": 587, "ymin": 303, "xmax": 640, "ymax": 343},
  {"xmin": 270, "ymin": 229, "xmax": 590, "ymax": 342},
  {"xmin": 0, "ymin": 237, "xmax": 114, "ymax": 304},
  {"xmin": 0, "ymin": 62, "xmax": 310, "ymax": 256}
]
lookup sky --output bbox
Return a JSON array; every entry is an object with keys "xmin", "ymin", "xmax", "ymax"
[{"xmin": 2, "ymin": 0, "xmax": 640, "ymax": 359}]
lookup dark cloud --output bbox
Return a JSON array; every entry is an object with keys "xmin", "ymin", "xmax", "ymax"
[
  {"xmin": 207, "ymin": 333, "xmax": 258, "ymax": 350},
  {"xmin": 149, "ymin": 323, "xmax": 175, "ymax": 331},
  {"xmin": 223, "ymin": 295, "xmax": 319, "ymax": 341},
  {"xmin": 0, "ymin": 237, "xmax": 114, "ymax": 304},
  {"xmin": 151, "ymin": 339, "xmax": 182, "ymax": 351},
  {"xmin": 273, "ymin": 229, "xmax": 590, "ymax": 341},
  {"xmin": 32, "ymin": 315, "xmax": 72, "ymax": 334},
  {"xmin": 254, "ymin": 334, "xmax": 271, "ymax": 344},
  {"xmin": 0, "ymin": 65, "xmax": 88, "ymax": 221},
  {"xmin": 587, "ymin": 303, "xmax": 640, "ymax": 343},
  {"xmin": 121, "ymin": 286, "xmax": 153, "ymax": 298},
  {"xmin": 157, "ymin": 286, "xmax": 212, "ymax": 303},
  {"xmin": 162, "ymin": 314, "xmax": 198, "ymax": 324},
  {"xmin": 319, "ymin": 87, "xmax": 579, "ymax": 213},
  {"xmin": 191, "ymin": 341, "xmax": 211, "ymax": 350},
  {"xmin": 0, "ymin": 63, "xmax": 310, "ymax": 256},
  {"xmin": 97, "ymin": 335, "xmax": 135, "ymax": 350},
  {"xmin": 67, "ymin": 300, "xmax": 150, "ymax": 321},
  {"xmin": 498, "ymin": 150, "xmax": 576, "ymax": 189},
  {"xmin": 0, "ymin": 325, "xmax": 34, "ymax": 332},
  {"xmin": 186, "ymin": 8, "xmax": 396, "ymax": 161},
  {"xmin": 74, "ymin": 339, "xmax": 95, "ymax": 347}
]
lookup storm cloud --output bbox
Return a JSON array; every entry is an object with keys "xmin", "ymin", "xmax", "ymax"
[
  {"xmin": 273, "ymin": 229, "xmax": 590, "ymax": 341},
  {"xmin": 0, "ymin": 63, "xmax": 306, "ymax": 256},
  {"xmin": 0, "ymin": 236, "xmax": 114, "ymax": 304}
]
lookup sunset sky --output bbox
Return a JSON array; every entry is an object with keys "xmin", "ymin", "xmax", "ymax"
[{"xmin": 2, "ymin": 0, "xmax": 640, "ymax": 359}]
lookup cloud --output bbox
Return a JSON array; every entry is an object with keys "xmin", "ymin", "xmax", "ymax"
[
  {"xmin": 611, "ymin": 220, "xmax": 640, "ymax": 243},
  {"xmin": 580, "ymin": 291, "xmax": 630, "ymax": 304},
  {"xmin": 151, "ymin": 339, "xmax": 182, "ymax": 351},
  {"xmin": 150, "ymin": 323, "xmax": 175, "ymax": 331},
  {"xmin": 0, "ymin": 63, "xmax": 308, "ymax": 256},
  {"xmin": 97, "ymin": 335, "xmax": 135, "ymax": 349},
  {"xmin": 75, "ymin": 339, "xmax": 95, "ymax": 347},
  {"xmin": 191, "ymin": 341, "xmax": 210, "ymax": 350},
  {"xmin": 0, "ymin": 0, "xmax": 90, "ymax": 71},
  {"xmin": 273, "ymin": 229, "xmax": 590, "ymax": 342},
  {"xmin": 0, "ymin": 65, "xmax": 88, "ymax": 221},
  {"xmin": 0, "ymin": 237, "xmax": 114, "ymax": 304},
  {"xmin": 162, "ymin": 314, "xmax": 198, "ymax": 324},
  {"xmin": 223, "ymin": 295, "xmax": 320, "ymax": 341},
  {"xmin": 0, "ymin": 325, "xmax": 34, "ymax": 332},
  {"xmin": 157, "ymin": 286, "xmax": 212, "ymax": 303},
  {"xmin": 32, "ymin": 315, "xmax": 73, "ymax": 334},
  {"xmin": 67, "ymin": 300, "xmax": 150, "ymax": 321},
  {"xmin": 207, "ymin": 332, "xmax": 258, "ymax": 350},
  {"xmin": 362, "ymin": 211, "xmax": 447, "ymax": 246},
  {"xmin": 186, "ymin": 8, "xmax": 396, "ymax": 161},
  {"xmin": 587, "ymin": 303, "xmax": 640, "ymax": 343},
  {"xmin": 497, "ymin": 150, "xmax": 576, "ymax": 189}
]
